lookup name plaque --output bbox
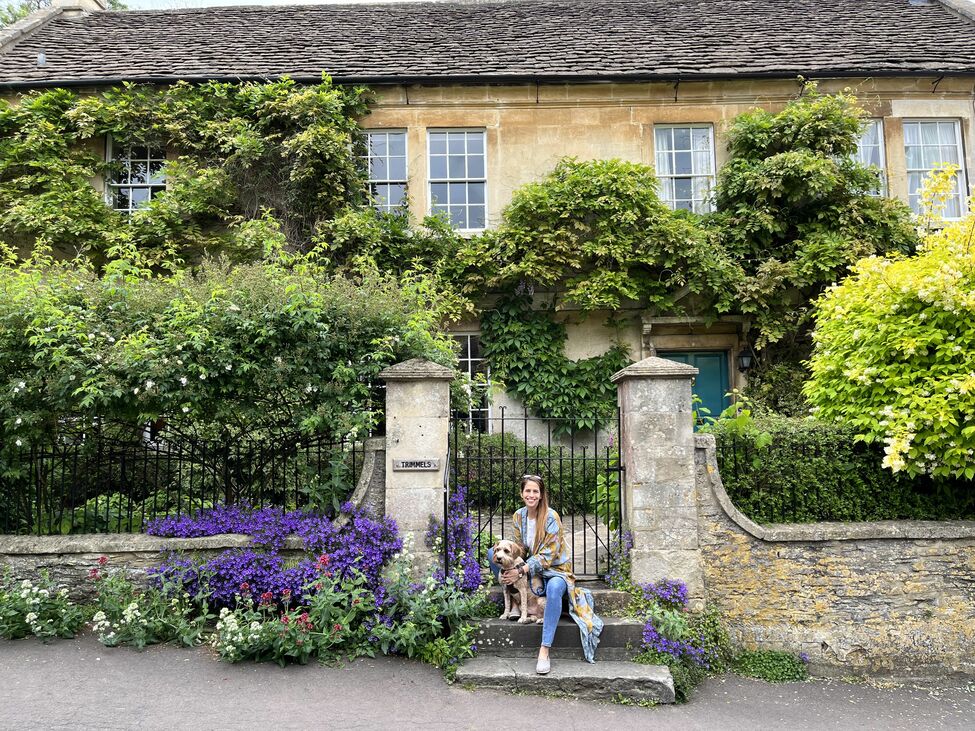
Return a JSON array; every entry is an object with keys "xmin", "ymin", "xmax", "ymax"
[{"xmin": 392, "ymin": 458, "xmax": 441, "ymax": 471}]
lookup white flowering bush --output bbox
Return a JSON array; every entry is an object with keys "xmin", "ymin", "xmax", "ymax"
[
  {"xmin": 805, "ymin": 184, "xmax": 975, "ymax": 478},
  {"xmin": 0, "ymin": 569, "xmax": 85, "ymax": 640},
  {"xmin": 90, "ymin": 559, "xmax": 212, "ymax": 649},
  {"xmin": 0, "ymin": 241, "xmax": 457, "ymax": 449}
]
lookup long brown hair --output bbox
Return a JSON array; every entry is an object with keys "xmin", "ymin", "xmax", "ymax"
[{"xmin": 520, "ymin": 474, "xmax": 549, "ymax": 553}]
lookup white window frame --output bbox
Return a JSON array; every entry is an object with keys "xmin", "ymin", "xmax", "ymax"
[
  {"xmin": 855, "ymin": 119, "xmax": 888, "ymax": 197},
  {"xmin": 427, "ymin": 129, "xmax": 488, "ymax": 233},
  {"xmin": 362, "ymin": 129, "xmax": 408, "ymax": 214},
  {"xmin": 903, "ymin": 118, "xmax": 969, "ymax": 220},
  {"xmin": 452, "ymin": 332, "xmax": 491, "ymax": 433},
  {"xmin": 653, "ymin": 124, "xmax": 716, "ymax": 214},
  {"xmin": 105, "ymin": 136, "xmax": 167, "ymax": 215}
]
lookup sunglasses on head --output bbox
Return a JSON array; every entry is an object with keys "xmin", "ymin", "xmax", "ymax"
[{"xmin": 521, "ymin": 474, "xmax": 543, "ymax": 482}]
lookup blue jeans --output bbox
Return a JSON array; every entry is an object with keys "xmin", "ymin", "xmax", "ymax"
[{"xmin": 488, "ymin": 549, "xmax": 568, "ymax": 648}]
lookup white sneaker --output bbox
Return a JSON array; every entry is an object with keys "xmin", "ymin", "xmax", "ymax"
[{"xmin": 536, "ymin": 656, "xmax": 551, "ymax": 674}]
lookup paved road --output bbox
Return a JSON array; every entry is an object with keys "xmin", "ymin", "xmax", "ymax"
[{"xmin": 2, "ymin": 635, "xmax": 973, "ymax": 730}]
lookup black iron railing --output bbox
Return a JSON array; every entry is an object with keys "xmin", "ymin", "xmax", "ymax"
[
  {"xmin": 0, "ymin": 425, "xmax": 366, "ymax": 536},
  {"xmin": 715, "ymin": 432, "xmax": 975, "ymax": 523}
]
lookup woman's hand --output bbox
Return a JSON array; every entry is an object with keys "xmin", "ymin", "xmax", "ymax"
[{"xmin": 500, "ymin": 568, "xmax": 521, "ymax": 586}]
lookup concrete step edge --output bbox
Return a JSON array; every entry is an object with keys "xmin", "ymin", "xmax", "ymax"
[{"xmin": 455, "ymin": 656, "xmax": 676, "ymax": 704}]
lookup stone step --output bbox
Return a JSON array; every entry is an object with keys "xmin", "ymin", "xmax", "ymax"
[
  {"xmin": 484, "ymin": 583, "xmax": 632, "ymax": 615},
  {"xmin": 474, "ymin": 617, "xmax": 644, "ymax": 659},
  {"xmin": 455, "ymin": 656, "xmax": 675, "ymax": 704}
]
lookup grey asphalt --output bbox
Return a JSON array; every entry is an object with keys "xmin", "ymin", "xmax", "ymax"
[{"xmin": 1, "ymin": 634, "xmax": 974, "ymax": 730}]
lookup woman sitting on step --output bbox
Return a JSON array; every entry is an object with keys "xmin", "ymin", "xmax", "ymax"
[{"xmin": 488, "ymin": 474, "xmax": 603, "ymax": 674}]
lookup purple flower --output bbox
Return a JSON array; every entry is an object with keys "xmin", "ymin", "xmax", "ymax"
[
  {"xmin": 148, "ymin": 504, "xmax": 402, "ymax": 608},
  {"xmin": 425, "ymin": 485, "xmax": 482, "ymax": 593}
]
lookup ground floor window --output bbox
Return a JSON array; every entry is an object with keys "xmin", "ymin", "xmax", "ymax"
[{"xmin": 452, "ymin": 333, "xmax": 490, "ymax": 432}]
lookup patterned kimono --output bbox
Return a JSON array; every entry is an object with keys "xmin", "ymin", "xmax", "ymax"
[{"xmin": 512, "ymin": 506, "xmax": 603, "ymax": 663}]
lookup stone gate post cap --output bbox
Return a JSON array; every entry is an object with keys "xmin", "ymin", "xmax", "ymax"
[
  {"xmin": 611, "ymin": 356, "xmax": 699, "ymax": 383},
  {"xmin": 379, "ymin": 358, "xmax": 455, "ymax": 381}
]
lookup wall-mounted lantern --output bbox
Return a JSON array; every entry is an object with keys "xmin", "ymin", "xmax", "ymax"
[{"xmin": 737, "ymin": 345, "xmax": 756, "ymax": 373}]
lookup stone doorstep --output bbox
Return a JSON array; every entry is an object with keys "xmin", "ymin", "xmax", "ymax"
[
  {"xmin": 474, "ymin": 617, "xmax": 644, "ymax": 657},
  {"xmin": 455, "ymin": 656, "xmax": 676, "ymax": 704},
  {"xmin": 484, "ymin": 584, "xmax": 631, "ymax": 614}
]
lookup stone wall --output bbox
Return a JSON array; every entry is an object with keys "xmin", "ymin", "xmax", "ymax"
[
  {"xmin": 695, "ymin": 434, "xmax": 975, "ymax": 678},
  {"xmin": 0, "ymin": 439, "xmax": 386, "ymax": 600}
]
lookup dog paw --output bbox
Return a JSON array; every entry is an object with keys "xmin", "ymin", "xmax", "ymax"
[
  {"xmin": 498, "ymin": 613, "xmax": 508, "ymax": 620},
  {"xmin": 517, "ymin": 616, "xmax": 532, "ymax": 624},
  {"xmin": 534, "ymin": 618, "xmax": 544, "ymax": 625}
]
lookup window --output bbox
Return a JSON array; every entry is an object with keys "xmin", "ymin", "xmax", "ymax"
[
  {"xmin": 904, "ymin": 120, "xmax": 968, "ymax": 219},
  {"xmin": 363, "ymin": 130, "xmax": 407, "ymax": 213},
  {"xmin": 452, "ymin": 333, "xmax": 490, "ymax": 433},
  {"xmin": 428, "ymin": 130, "xmax": 486, "ymax": 230},
  {"xmin": 855, "ymin": 119, "xmax": 887, "ymax": 196},
  {"xmin": 654, "ymin": 125, "xmax": 716, "ymax": 213},
  {"xmin": 106, "ymin": 140, "xmax": 166, "ymax": 214}
]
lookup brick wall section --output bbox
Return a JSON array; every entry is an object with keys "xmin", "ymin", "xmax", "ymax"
[{"xmin": 695, "ymin": 434, "xmax": 975, "ymax": 677}]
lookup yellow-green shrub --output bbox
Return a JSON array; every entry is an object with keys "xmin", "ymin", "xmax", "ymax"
[{"xmin": 804, "ymin": 200, "xmax": 975, "ymax": 479}]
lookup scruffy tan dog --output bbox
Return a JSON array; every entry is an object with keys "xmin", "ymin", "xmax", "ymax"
[{"xmin": 492, "ymin": 539, "xmax": 546, "ymax": 624}]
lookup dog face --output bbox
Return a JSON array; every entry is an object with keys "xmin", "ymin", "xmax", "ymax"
[{"xmin": 492, "ymin": 539, "xmax": 524, "ymax": 570}]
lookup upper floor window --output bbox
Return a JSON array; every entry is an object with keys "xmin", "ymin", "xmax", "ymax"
[
  {"xmin": 107, "ymin": 141, "xmax": 166, "ymax": 214},
  {"xmin": 855, "ymin": 119, "xmax": 887, "ymax": 196},
  {"xmin": 904, "ymin": 120, "xmax": 968, "ymax": 219},
  {"xmin": 654, "ymin": 124, "xmax": 716, "ymax": 214},
  {"xmin": 363, "ymin": 130, "xmax": 407, "ymax": 213},
  {"xmin": 428, "ymin": 130, "xmax": 486, "ymax": 230}
]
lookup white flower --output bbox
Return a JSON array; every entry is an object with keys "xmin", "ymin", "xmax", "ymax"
[
  {"xmin": 25, "ymin": 612, "xmax": 37, "ymax": 623},
  {"xmin": 179, "ymin": 376, "xmax": 188, "ymax": 386},
  {"xmin": 181, "ymin": 406, "xmax": 190, "ymax": 413},
  {"xmin": 224, "ymin": 364, "xmax": 232, "ymax": 371},
  {"xmin": 17, "ymin": 381, "xmax": 25, "ymax": 388},
  {"xmin": 92, "ymin": 611, "xmax": 106, "ymax": 623},
  {"xmin": 199, "ymin": 373, "xmax": 207, "ymax": 380},
  {"xmin": 145, "ymin": 380, "xmax": 154, "ymax": 389},
  {"xmin": 133, "ymin": 387, "xmax": 140, "ymax": 395},
  {"xmin": 15, "ymin": 439, "xmax": 22, "ymax": 447}
]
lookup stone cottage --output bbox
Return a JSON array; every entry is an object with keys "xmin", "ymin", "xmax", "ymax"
[{"xmin": 1, "ymin": 0, "xmax": 975, "ymax": 424}]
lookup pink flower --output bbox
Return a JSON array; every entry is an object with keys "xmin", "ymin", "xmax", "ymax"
[
  {"xmin": 87, "ymin": 568, "xmax": 101, "ymax": 580},
  {"xmin": 239, "ymin": 582, "xmax": 250, "ymax": 592},
  {"xmin": 97, "ymin": 556, "xmax": 109, "ymax": 566}
]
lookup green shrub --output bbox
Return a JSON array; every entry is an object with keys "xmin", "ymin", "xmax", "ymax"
[
  {"xmin": 0, "ymin": 569, "xmax": 85, "ymax": 640},
  {"xmin": 804, "ymin": 202, "xmax": 975, "ymax": 480},
  {"xmin": 711, "ymin": 415, "xmax": 975, "ymax": 523},
  {"xmin": 733, "ymin": 649, "xmax": 808, "ymax": 682}
]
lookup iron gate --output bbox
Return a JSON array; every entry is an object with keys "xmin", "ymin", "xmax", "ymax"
[{"xmin": 447, "ymin": 405, "xmax": 624, "ymax": 580}]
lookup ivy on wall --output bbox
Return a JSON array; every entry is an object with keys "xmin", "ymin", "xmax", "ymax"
[
  {"xmin": 0, "ymin": 77, "xmax": 370, "ymax": 264},
  {"xmin": 479, "ymin": 295, "xmax": 630, "ymax": 432}
]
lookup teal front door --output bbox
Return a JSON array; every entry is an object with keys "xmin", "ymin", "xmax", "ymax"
[{"xmin": 657, "ymin": 351, "xmax": 731, "ymax": 424}]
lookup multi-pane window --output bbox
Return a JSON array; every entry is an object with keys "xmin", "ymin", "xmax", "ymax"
[
  {"xmin": 904, "ymin": 120, "xmax": 968, "ymax": 219},
  {"xmin": 363, "ymin": 130, "xmax": 407, "ymax": 213},
  {"xmin": 654, "ymin": 125, "xmax": 716, "ymax": 213},
  {"xmin": 452, "ymin": 333, "xmax": 490, "ymax": 433},
  {"xmin": 107, "ymin": 141, "xmax": 166, "ymax": 214},
  {"xmin": 429, "ymin": 130, "xmax": 486, "ymax": 230},
  {"xmin": 855, "ymin": 119, "xmax": 887, "ymax": 196}
]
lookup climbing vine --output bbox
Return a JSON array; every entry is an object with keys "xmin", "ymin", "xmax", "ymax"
[
  {"xmin": 479, "ymin": 295, "xmax": 630, "ymax": 432},
  {"xmin": 0, "ymin": 77, "xmax": 370, "ymax": 264}
]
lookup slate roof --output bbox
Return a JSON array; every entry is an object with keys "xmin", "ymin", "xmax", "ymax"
[{"xmin": 2, "ymin": 0, "xmax": 975, "ymax": 87}]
